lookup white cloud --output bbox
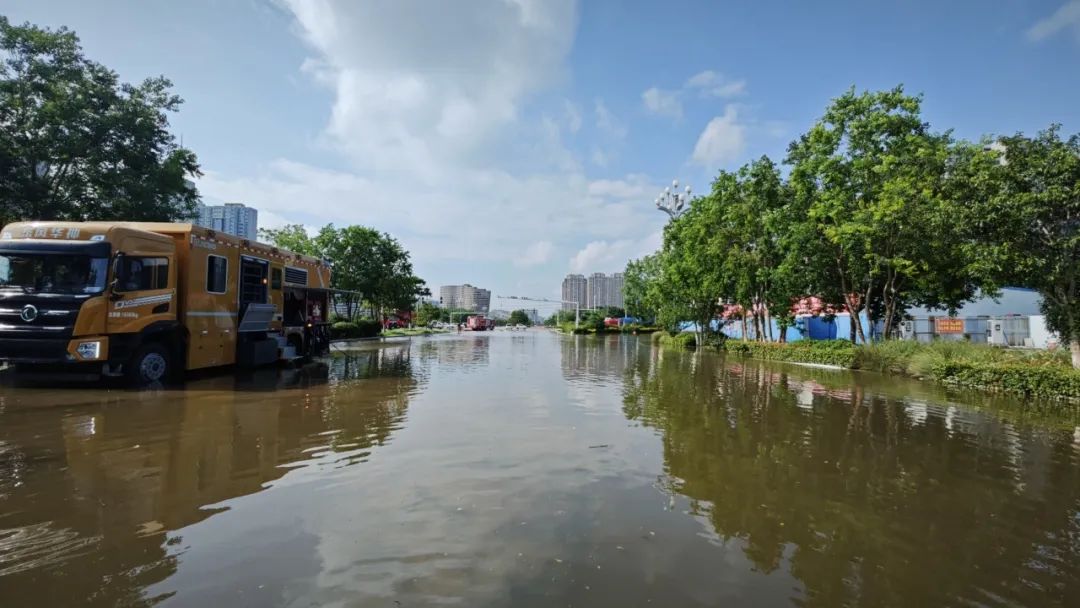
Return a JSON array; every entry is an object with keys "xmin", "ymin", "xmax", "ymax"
[
  {"xmin": 641, "ymin": 87, "xmax": 682, "ymax": 119},
  {"xmin": 1028, "ymin": 1, "xmax": 1080, "ymax": 42},
  {"xmin": 563, "ymin": 99, "xmax": 582, "ymax": 133},
  {"xmin": 642, "ymin": 70, "xmax": 745, "ymax": 122},
  {"xmin": 514, "ymin": 241, "xmax": 554, "ymax": 267},
  {"xmin": 282, "ymin": 0, "xmax": 577, "ymax": 173},
  {"xmin": 684, "ymin": 70, "xmax": 746, "ymax": 98},
  {"xmin": 568, "ymin": 231, "xmax": 662, "ymax": 274},
  {"xmin": 586, "ymin": 174, "xmax": 652, "ymax": 199},
  {"xmin": 590, "ymin": 147, "xmax": 608, "ymax": 167},
  {"xmin": 690, "ymin": 105, "xmax": 746, "ymax": 169},
  {"xmin": 594, "ymin": 99, "xmax": 627, "ymax": 138}
]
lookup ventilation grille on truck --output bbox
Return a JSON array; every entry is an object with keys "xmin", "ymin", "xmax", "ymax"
[{"xmin": 284, "ymin": 266, "xmax": 308, "ymax": 285}]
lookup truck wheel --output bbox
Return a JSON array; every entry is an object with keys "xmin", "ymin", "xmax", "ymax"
[{"xmin": 127, "ymin": 343, "xmax": 170, "ymax": 386}]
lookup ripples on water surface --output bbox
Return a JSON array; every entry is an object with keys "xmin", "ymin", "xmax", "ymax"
[{"xmin": 0, "ymin": 332, "xmax": 1078, "ymax": 607}]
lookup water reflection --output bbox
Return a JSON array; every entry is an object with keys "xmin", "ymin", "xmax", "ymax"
[
  {"xmin": 622, "ymin": 348, "xmax": 1080, "ymax": 607},
  {"xmin": 0, "ymin": 345, "xmax": 421, "ymax": 607}
]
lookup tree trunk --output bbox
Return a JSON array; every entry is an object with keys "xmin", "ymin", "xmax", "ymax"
[
  {"xmin": 741, "ymin": 315, "xmax": 748, "ymax": 341},
  {"xmin": 845, "ymin": 293, "xmax": 867, "ymax": 344},
  {"xmin": 1072, "ymin": 341, "xmax": 1080, "ymax": 370},
  {"xmin": 882, "ymin": 295, "xmax": 897, "ymax": 341},
  {"xmin": 849, "ymin": 314, "xmax": 856, "ymax": 342}
]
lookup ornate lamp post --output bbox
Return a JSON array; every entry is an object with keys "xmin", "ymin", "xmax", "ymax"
[{"xmin": 655, "ymin": 179, "xmax": 692, "ymax": 220}]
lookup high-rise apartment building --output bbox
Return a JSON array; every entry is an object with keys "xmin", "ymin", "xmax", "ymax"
[
  {"xmin": 439, "ymin": 284, "xmax": 491, "ymax": 312},
  {"xmin": 584, "ymin": 272, "xmax": 625, "ymax": 309},
  {"xmin": 561, "ymin": 274, "xmax": 587, "ymax": 310},
  {"xmin": 193, "ymin": 202, "xmax": 259, "ymax": 240}
]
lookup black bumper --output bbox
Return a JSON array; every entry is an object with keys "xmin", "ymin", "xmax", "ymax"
[{"xmin": 0, "ymin": 338, "xmax": 72, "ymax": 364}]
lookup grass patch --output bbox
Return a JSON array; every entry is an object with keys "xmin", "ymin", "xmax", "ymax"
[
  {"xmin": 709, "ymin": 337, "xmax": 1080, "ymax": 403},
  {"xmin": 723, "ymin": 339, "xmax": 857, "ymax": 368}
]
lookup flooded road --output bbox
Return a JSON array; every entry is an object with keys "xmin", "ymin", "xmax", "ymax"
[{"xmin": 1, "ymin": 331, "xmax": 1079, "ymax": 607}]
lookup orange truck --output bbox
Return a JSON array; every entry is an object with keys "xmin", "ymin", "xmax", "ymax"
[{"xmin": 0, "ymin": 221, "xmax": 332, "ymax": 385}]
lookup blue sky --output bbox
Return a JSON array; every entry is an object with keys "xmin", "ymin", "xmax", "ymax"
[{"xmin": 4, "ymin": 0, "xmax": 1079, "ymax": 313}]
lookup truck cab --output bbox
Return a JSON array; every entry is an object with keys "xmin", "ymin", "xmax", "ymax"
[{"xmin": 0, "ymin": 222, "xmax": 180, "ymax": 383}]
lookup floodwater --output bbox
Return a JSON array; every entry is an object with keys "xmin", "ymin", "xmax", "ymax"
[{"xmin": 1, "ymin": 333, "xmax": 1079, "ymax": 607}]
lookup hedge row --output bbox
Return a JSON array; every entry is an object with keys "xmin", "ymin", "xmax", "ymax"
[{"xmin": 330, "ymin": 319, "xmax": 382, "ymax": 339}]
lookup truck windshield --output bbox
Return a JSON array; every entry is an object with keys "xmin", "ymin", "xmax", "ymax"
[{"xmin": 0, "ymin": 254, "xmax": 109, "ymax": 294}]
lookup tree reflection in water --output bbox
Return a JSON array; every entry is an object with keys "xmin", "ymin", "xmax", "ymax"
[{"xmin": 621, "ymin": 347, "xmax": 1080, "ymax": 607}]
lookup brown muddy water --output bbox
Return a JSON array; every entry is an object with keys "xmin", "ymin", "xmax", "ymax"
[{"xmin": 1, "ymin": 332, "xmax": 1079, "ymax": 607}]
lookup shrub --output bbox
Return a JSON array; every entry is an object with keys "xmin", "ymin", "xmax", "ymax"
[
  {"xmin": 933, "ymin": 361, "xmax": 1080, "ymax": 403},
  {"xmin": 329, "ymin": 319, "xmax": 382, "ymax": 339},
  {"xmin": 659, "ymin": 332, "xmax": 697, "ymax": 349}
]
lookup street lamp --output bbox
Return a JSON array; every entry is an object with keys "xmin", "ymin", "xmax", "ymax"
[{"xmin": 655, "ymin": 179, "xmax": 692, "ymax": 219}]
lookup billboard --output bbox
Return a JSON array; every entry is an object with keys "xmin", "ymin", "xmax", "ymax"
[{"xmin": 934, "ymin": 318, "xmax": 965, "ymax": 334}]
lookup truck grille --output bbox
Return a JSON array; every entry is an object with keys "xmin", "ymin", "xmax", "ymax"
[{"xmin": 0, "ymin": 295, "xmax": 87, "ymax": 362}]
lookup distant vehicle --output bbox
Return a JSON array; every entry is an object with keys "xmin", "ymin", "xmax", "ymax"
[{"xmin": 466, "ymin": 315, "xmax": 489, "ymax": 331}]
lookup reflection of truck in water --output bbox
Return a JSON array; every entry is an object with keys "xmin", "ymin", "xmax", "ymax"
[
  {"xmin": 466, "ymin": 315, "xmax": 492, "ymax": 331},
  {"xmin": 0, "ymin": 221, "xmax": 332, "ymax": 385}
]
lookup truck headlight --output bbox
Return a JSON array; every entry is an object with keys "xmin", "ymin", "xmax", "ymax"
[{"xmin": 76, "ymin": 341, "xmax": 101, "ymax": 360}]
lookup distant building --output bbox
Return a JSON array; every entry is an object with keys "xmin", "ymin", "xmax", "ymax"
[
  {"xmin": 193, "ymin": 202, "xmax": 258, "ymax": 240},
  {"xmin": 488, "ymin": 309, "xmax": 511, "ymax": 321},
  {"xmin": 561, "ymin": 274, "xmax": 587, "ymax": 310},
  {"xmin": 586, "ymin": 272, "xmax": 625, "ymax": 309},
  {"xmin": 439, "ymin": 284, "xmax": 491, "ymax": 312}
]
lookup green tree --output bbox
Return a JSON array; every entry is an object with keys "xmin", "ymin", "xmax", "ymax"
[
  {"xmin": 961, "ymin": 126, "xmax": 1080, "ymax": 367},
  {"xmin": 0, "ymin": 18, "xmax": 199, "ymax": 227},
  {"xmin": 257, "ymin": 224, "xmax": 318, "ymax": 256},
  {"xmin": 261, "ymin": 223, "xmax": 427, "ymax": 322},
  {"xmin": 786, "ymin": 86, "xmax": 977, "ymax": 341},
  {"xmin": 413, "ymin": 301, "xmax": 441, "ymax": 326},
  {"xmin": 624, "ymin": 253, "xmax": 661, "ymax": 320},
  {"xmin": 507, "ymin": 309, "xmax": 532, "ymax": 326}
]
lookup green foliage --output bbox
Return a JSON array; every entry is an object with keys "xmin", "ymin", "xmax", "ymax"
[
  {"xmin": 0, "ymin": 17, "xmax": 200, "ymax": 226},
  {"xmin": 719, "ymin": 337, "xmax": 1080, "ymax": 401},
  {"xmin": 957, "ymin": 126, "xmax": 1080, "ymax": 366},
  {"xmin": 261, "ymin": 223, "xmax": 428, "ymax": 321},
  {"xmin": 329, "ymin": 319, "xmax": 382, "ymax": 339},
  {"xmin": 413, "ymin": 301, "xmax": 442, "ymax": 326},
  {"xmin": 627, "ymin": 84, "xmax": 1080, "ymax": 367},
  {"xmin": 507, "ymin": 309, "xmax": 532, "ymax": 326},
  {"xmin": 258, "ymin": 224, "xmax": 318, "ymax": 256},
  {"xmin": 786, "ymin": 86, "xmax": 978, "ymax": 341},
  {"xmin": 659, "ymin": 332, "xmax": 697, "ymax": 350},
  {"xmin": 724, "ymin": 339, "xmax": 858, "ymax": 368}
]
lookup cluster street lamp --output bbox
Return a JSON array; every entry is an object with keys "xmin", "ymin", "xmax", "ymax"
[{"xmin": 655, "ymin": 179, "xmax": 692, "ymax": 220}]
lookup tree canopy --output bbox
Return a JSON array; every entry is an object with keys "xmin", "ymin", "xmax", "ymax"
[
  {"xmin": 260, "ymin": 223, "xmax": 428, "ymax": 320},
  {"xmin": 507, "ymin": 309, "xmax": 532, "ymax": 326},
  {"xmin": 0, "ymin": 17, "xmax": 200, "ymax": 227},
  {"xmin": 628, "ymin": 86, "xmax": 1080, "ymax": 367}
]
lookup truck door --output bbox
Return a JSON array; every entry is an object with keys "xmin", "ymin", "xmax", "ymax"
[
  {"xmin": 186, "ymin": 251, "xmax": 237, "ymax": 369},
  {"xmin": 108, "ymin": 254, "xmax": 177, "ymax": 335}
]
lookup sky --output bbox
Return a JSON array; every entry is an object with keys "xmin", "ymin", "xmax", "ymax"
[{"xmin": 3, "ymin": 0, "xmax": 1080, "ymax": 313}]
